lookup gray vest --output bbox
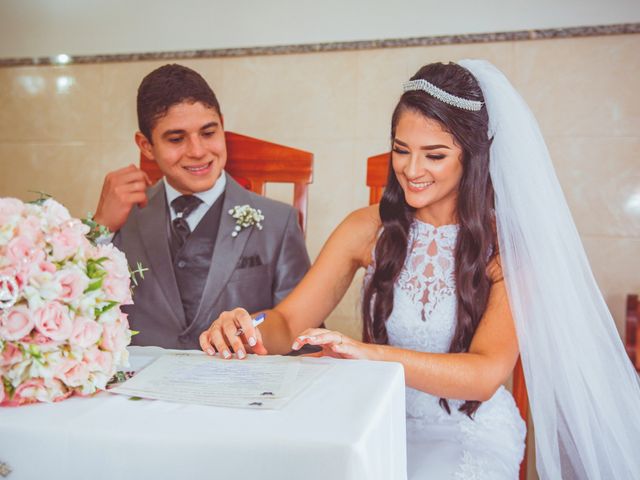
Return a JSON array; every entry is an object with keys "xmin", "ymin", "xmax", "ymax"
[{"xmin": 171, "ymin": 194, "xmax": 225, "ymax": 326}]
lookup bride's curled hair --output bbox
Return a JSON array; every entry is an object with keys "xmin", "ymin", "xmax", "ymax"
[{"xmin": 362, "ymin": 62, "xmax": 496, "ymax": 417}]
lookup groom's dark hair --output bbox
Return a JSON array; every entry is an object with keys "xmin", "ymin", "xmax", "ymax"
[{"xmin": 136, "ymin": 63, "xmax": 222, "ymax": 142}]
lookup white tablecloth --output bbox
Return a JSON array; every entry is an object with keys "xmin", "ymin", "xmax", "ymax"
[{"xmin": 0, "ymin": 346, "xmax": 407, "ymax": 480}]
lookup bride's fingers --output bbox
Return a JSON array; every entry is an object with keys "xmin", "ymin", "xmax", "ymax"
[
  {"xmin": 291, "ymin": 328, "xmax": 330, "ymax": 350},
  {"xmin": 292, "ymin": 331, "xmax": 343, "ymax": 350}
]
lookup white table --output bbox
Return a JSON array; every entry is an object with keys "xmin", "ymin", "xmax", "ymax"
[{"xmin": 0, "ymin": 346, "xmax": 407, "ymax": 480}]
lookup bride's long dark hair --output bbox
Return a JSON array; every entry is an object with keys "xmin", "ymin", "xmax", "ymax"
[{"xmin": 362, "ymin": 62, "xmax": 496, "ymax": 417}]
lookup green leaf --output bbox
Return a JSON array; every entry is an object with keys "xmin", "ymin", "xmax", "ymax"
[
  {"xmin": 82, "ymin": 215, "xmax": 110, "ymax": 245},
  {"xmin": 96, "ymin": 301, "xmax": 119, "ymax": 315},
  {"xmin": 2, "ymin": 376, "xmax": 15, "ymax": 397},
  {"xmin": 129, "ymin": 261, "xmax": 149, "ymax": 288},
  {"xmin": 27, "ymin": 191, "xmax": 53, "ymax": 205},
  {"xmin": 84, "ymin": 279, "xmax": 103, "ymax": 293}
]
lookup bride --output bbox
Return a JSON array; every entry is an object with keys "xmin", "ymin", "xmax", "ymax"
[{"xmin": 200, "ymin": 60, "xmax": 640, "ymax": 479}]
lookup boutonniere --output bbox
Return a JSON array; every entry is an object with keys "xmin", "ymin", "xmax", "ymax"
[{"xmin": 228, "ymin": 205, "xmax": 264, "ymax": 238}]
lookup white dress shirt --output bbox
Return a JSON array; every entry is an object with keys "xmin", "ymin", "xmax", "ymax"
[{"xmin": 164, "ymin": 172, "xmax": 227, "ymax": 231}]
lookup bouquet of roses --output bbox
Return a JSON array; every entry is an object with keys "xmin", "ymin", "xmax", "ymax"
[{"xmin": 0, "ymin": 197, "xmax": 134, "ymax": 406}]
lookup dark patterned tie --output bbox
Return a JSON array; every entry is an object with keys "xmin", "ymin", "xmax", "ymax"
[{"xmin": 170, "ymin": 195, "xmax": 203, "ymax": 251}]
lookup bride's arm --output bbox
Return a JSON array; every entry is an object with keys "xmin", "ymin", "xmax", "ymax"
[
  {"xmin": 199, "ymin": 206, "xmax": 379, "ymax": 357},
  {"xmin": 296, "ymin": 260, "xmax": 519, "ymax": 402}
]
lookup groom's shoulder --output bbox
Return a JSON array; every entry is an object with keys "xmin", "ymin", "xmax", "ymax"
[{"xmin": 232, "ymin": 187, "xmax": 298, "ymax": 229}]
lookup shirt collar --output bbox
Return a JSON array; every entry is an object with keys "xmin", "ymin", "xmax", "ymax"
[{"xmin": 163, "ymin": 171, "xmax": 227, "ymax": 208}]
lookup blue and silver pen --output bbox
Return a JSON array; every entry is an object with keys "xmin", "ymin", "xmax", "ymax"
[{"xmin": 235, "ymin": 312, "xmax": 265, "ymax": 336}]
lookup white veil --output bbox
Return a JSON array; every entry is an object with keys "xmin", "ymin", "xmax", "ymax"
[{"xmin": 458, "ymin": 59, "xmax": 640, "ymax": 479}]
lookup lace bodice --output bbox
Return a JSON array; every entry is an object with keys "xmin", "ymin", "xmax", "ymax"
[
  {"xmin": 387, "ymin": 220, "xmax": 459, "ymax": 354},
  {"xmin": 365, "ymin": 220, "xmax": 526, "ymax": 478},
  {"xmin": 366, "ymin": 220, "xmax": 523, "ymax": 421}
]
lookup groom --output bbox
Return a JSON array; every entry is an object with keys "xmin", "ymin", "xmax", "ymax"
[{"xmin": 94, "ymin": 64, "xmax": 310, "ymax": 350}]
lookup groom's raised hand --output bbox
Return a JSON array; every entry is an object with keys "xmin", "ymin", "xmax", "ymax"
[{"xmin": 94, "ymin": 164, "xmax": 151, "ymax": 232}]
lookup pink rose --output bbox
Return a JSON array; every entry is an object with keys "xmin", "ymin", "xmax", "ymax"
[
  {"xmin": 0, "ymin": 341, "xmax": 23, "ymax": 367},
  {"xmin": 7, "ymin": 377, "xmax": 69, "ymax": 405},
  {"xmin": 22, "ymin": 331, "xmax": 61, "ymax": 349},
  {"xmin": 0, "ymin": 197, "xmax": 24, "ymax": 225},
  {"xmin": 33, "ymin": 302, "xmax": 73, "ymax": 341},
  {"xmin": 17, "ymin": 214, "xmax": 43, "ymax": 245},
  {"xmin": 69, "ymin": 316, "xmax": 102, "ymax": 349},
  {"xmin": 10, "ymin": 378, "xmax": 47, "ymax": 405},
  {"xmin": 84, "ymin": 346, "xmax": 113, "ymax": 375},
  {"xmin": 5, "ymin": 234, "xmax": 37, "ymax": 266},
  {"xmin": 56, "ymin": 268, "xmax": 89, "ymax": 303},
  {"xmin": 102, "ymin": 274, "xmax": 132, "ymax": 304},
  {"xmin": 41, "ymin": 199, "xmax": 71, "ymax": 227},
  {"xmin": 100, "ymin": 316, "xmax": 130, "ymax": 352},
  {"xmin": 6, "ymin": 238, "xmax": 46, "ymax": 289},
  {"xmin": 95, "ymin": 244, "xmax": 130, "ymax": 279},
  {"xmin": 47, "ymin": 378, "xmax": 71, "ymax": 402},
  {"xmin": 56, "ymin": 357, "xmax": 89, "ymax": 387},
  {"xmin": 48, "ymin": 225, "xmax": 83, "ymax": 262},
  {"xmin": 0, "ymin": 304, "xmax": 34, "ymax": 341},
  {"xmin": 40, "ymin": 261, "xmax": 56, "ymax": 274}
]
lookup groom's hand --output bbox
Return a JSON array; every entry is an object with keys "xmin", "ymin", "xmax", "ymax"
[
  {"xmin": 94, "ymin": 164, "xmax": 151, "ymax": 232},
  {"xmin": 199, "ymin": 308, "xmax": 268, "ymax": 359}
]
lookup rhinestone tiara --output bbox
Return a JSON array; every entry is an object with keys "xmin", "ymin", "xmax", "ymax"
[{"xmin": 402, "ymin": 78, "xmax": 483, "ymax": 111}]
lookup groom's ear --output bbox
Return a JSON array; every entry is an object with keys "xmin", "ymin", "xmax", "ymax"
[{"xmin": 135, "ymin": 131, "xmax": 154, "ymax": 161}]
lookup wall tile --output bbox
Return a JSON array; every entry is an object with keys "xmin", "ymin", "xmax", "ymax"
[
  {"xmin": 0, "ymin": 142, "xmax": 100, "ymax": 217},
  {"xmin": 0, "ymin": 65, "xmax": 103, "ymax": 143},
  {"xmin": 218, "ymin": 51, "xmax": 359, "ymax": 142},
  {"xmin": 548, "ymin": 136, "xmax": 640, "ymax": 237},
  {"xmin": 582, "ymin": 236, "xmax": 640, "ymax": 338},
  {"xmin": 514, "ymin": 34, "xmax": 640, "ymax": 137}
]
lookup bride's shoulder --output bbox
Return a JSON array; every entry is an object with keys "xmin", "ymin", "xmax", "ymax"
[
  {"xmin": 340, "ymin": 205, "xmax": 381, "ymax": 241},
  {"xmin": 342, "ymin": 204, "xmax": 381, "ymax": 232},
  {"xmin": 331, "ymin": 205, "xmax": 380, "ymax": 263}
]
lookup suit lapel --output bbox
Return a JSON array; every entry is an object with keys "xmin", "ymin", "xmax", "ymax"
[
  {"xmin": 137, "ymin": 183, "xmax": 186, "ymax": 327},
  {"xmin": 191, "ymin": 178, "xmax": 252, "ymax": 328}
]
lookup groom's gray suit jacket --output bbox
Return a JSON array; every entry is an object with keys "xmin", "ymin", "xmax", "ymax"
[{"xmin": 113, "ymin": 176, "xmax": 310, "ymax": 349}]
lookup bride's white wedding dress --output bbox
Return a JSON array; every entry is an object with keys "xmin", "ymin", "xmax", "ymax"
[{"xmin": 368, "ymin": 220, "xmax": 526, "ymax": 479}]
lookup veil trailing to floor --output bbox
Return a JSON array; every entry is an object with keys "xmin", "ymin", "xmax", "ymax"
[{"xmin": 459, "ymin": 59, "xmax": 640, "ymax": 479}]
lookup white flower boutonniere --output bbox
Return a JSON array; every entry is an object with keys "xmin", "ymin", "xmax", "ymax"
[{"xmin": 228, "ymin": 205, "xmax": 264, "ymax": 238}]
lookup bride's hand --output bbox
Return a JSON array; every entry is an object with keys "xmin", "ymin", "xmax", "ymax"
[{"xmin": 291, "ymin": 328, "xmax": 373, "ymax": 360}]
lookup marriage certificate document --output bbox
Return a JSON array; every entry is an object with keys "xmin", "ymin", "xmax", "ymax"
[{"xmin": 110, "ymin": 352, "xmax": 331, "ymax": 409}]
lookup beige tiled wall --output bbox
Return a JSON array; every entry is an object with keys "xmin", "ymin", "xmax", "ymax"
[
  {"xmin": 1, "ymin": 33, "xmax": 638, "ymax": 479},
  {"xmin": 0, "ymin": 40, "xmax": 640, "ymax": 322},
  {"xmin": 2, "ymin": 34, "xmax": 638, "ymax": 340}
]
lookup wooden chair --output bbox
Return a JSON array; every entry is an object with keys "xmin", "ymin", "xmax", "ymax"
[
  {"xmin": 367, "ymin": 151, "xmax": 530, "ymax": 480},
  {"xmin": 626, "ymin": 294, "xmax": 640, "ymax": 371},
  {"xmin": 140, "ymin": 131, "xmax": 314, "ymax": 234}
]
